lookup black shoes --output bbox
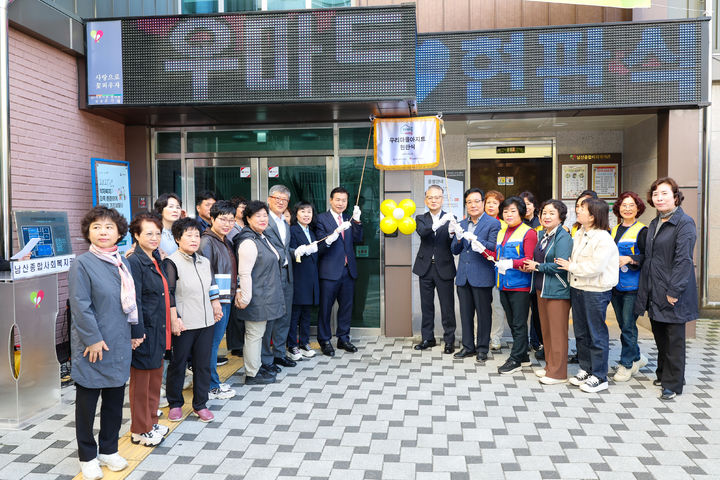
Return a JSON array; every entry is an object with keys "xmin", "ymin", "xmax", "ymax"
[
  {"xmin": 274, "ymin": 356, "xmax": 297, "ymax": 368},
  {"xmin": 414, "ymin": 339, "xmax": 437, "ymax": 350},
  {"xmin": 476, "ymin": 352, "xmax": 488, "ymax": 362},
  {"xmin": 534, "ymin": 346, "xmax": 545, "ymax": 361},
  {"xmin": 245, "ymin": 369, "xmax": 276, "ymax": 385},
  {"xmin": 262, "ymin": 364, "xmax": 281, "ymax": 374},
  {"xmin": 216, "ymin": 356, "xmax": 228, "ymax": 366},
  {"xmin": 337, "ymin": 340, "xmax": 358, "ymax": 353},
  {"xmin": 653, "ymin": 379, "xmax": 662, "ymax": 386},
  {"xmin": 453, "ymin": 347, "xmax": 476, "ymax": 359},
  {"xmin": 568, "ymin": 353, "xmax": 579, "ymax": 364},
  {"xmin": 230, "ymin": 349, "xmax": 243, "ymax": 357},
  {"xmin": 443, "ymin": 344, "xmax": 455, "ymax": 354},
  {"xmin": 498, "ymin": 359, "xmax": 523, "ymax": 375},
  {"xmin": 320, "ymin": 342, "xmax": 335, "ymax": 357}
]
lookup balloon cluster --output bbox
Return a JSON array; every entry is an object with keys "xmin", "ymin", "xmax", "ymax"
[{"xmin": 379, "ymin": 199, "xmax": 417, "ymax": 234}]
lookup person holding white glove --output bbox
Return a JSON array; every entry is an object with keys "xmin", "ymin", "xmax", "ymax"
[
  {"xmin": 413, "ymin": 185, "xmax": 458, "ymax": 354},
  {"xmin": 482, "ymin": 196, "xmax": 538, "ymax": 376},
  {"xmin": 315, "ymin": 187, "xmax": 364, "ymax": 357},
  {"xmin": 450, "ymin": 188, "xmax": 501, "ymax": 363},
  {"xmin": 287, "ymin": 201, "xmax": 321, "ymax": 361}
]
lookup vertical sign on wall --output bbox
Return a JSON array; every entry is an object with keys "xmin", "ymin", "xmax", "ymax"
[
  {"xmin": 91, "ymin": 158, "xmax": 132, "ymax": 253},
  {"xmin": 87, "ymin": 20, "xmax": 124, "ymax": 105}
]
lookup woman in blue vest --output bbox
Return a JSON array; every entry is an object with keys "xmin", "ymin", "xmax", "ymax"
[
  {"xmin": 610, "ymin": 192, "xmax": 648, "ymax": 383},
  {"xmin": 486, "ymin": 196, "xmax": 538, "ymax": 375},
  {"xmin": 287, "ymin": 201, "xmax": 320, "ymax": 360}
]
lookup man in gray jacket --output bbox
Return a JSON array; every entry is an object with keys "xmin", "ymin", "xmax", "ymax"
[{"xmin": 263, "ymin": 185, "xmax": 296, "ymax": 373}]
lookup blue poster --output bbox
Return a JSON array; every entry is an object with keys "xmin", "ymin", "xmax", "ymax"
[
  {"xmin": 91, "ymin": 158, "xmax": 132, "ymax": 253},
  {"xmin": 87, "ymin": 20, "xmax": 123, "ymax": 105}
]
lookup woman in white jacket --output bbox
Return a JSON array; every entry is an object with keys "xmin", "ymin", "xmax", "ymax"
[{"xmin": 556, "ymin": 198, "xmax": 619, "ymax": 393}]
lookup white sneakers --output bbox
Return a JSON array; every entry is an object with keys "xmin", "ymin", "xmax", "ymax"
[
  {"xmin": 287, "ymin": 347, "xmax": 303, "ymax": 361},
  {"xmin": 209, "ymin": 383, "xmax": 236, "ymax": 400},
  {"xmin": 580, "ymin": 375, "xmax": 608, "ymax": 393},
  {"xmin": 631, "ymin": 354, "xmax": 649, "ymax": 374},
  {"xmin": 158, "ymin": 386, "xmax": 169, "ymax": 408},
  {"xmin": 97, "ymin": 452, "xmax": 128, "ymax": 472},
  {"xmin": 539, "ymin": 376, "xmax": 567, "ymax": 385},
  {"xmin": 80, "ymin": 458, "xmax": 103, "ymax": 480},
  {"xmin": 153, "ymin": 423, "xmax": 170, "ymax": 437},
  {"xmin": 613, "ymin": 354, "xmax": 649, "ymax": 382},
  {"xmin": 183, "ymin": 369, "xmax": 193, "ymax": 390},
  {"xmin": 131, "ymin": 429, "xmax": 163, "ymax": 447},
  {"xmin": 534, "ymin": 369, "xmax": 546, "ymax": 378},
  {"xmin": 569, "ymin": 369, "xmax": 591, "ymax": 386}
]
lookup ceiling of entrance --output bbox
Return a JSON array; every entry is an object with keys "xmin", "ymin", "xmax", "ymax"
[{"xmin": 444, "ymin": 114, "xmax": 656, "ymax": 135}]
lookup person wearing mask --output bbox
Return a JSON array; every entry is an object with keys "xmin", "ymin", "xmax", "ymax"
[
  {"xmin": 412, "ymin": 185, "xmax": 457, "ymax": 354},
  {"xmin": 235, "ymin": 201, "xmax": 286, "ymax": 385},
  {"xmin": 523, "ymin": 200, "xmax": 572, "ymax": 385},
  {"xmin": 485, "ymin": 197, "xmax": 538, "ymax": 375},
  {"xmin": 520, "ymin": 190, "xmax": 543, "ymax": 360},
  {"xmin": 634, "ymin": 177, "xmax": 697, "ymax": 400},
  {"xmin": 69, "ymin": 206, "xmax": 144, "ymax": 480},
  {"xmin": 164, "ymin": 218, "xmax": 223, "ymax": 423},
  {"xmin": 195, "ymin": 190, "xmax": 217, "ymax": 233},
  {"xmin": 450, "ymin": 188, "xmax": 501, "ymax": 363},
  {"xmin": 557, "ymin": 198, "xmax": 618, "ymax": 394},
  {"xmin": 126, "ymin": 213, "xmax": 171, "ymax": 447},
  {"xmin": 484, "ymin": 190, "xmax": 506, "ymax": 351},
  {"xmin": 199, "ymin": 200, "xmax": 239, "ymax": 400},
  {"xmin": 610, "ymin": 191, "xmax": 649, "ymax": 383},
  {"xmin": 264, "ymin": 185, "xmax": 297, "ymax": 370},
  {"xmin": 287, "ymin": 201, "xmax": 320, "ymax": 360},
  {"xmin": 316, "ymin": 187, "xmax": 363, "ymax": 356},
  {"xmin": 154, "ymin": 193, "xmax": 182, "ymax": 256}
]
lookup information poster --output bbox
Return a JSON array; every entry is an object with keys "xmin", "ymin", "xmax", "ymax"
[
  {"xmin": 92, "ymin": 158, "xmax": 132, "ymax": 253},
  {"xmin": 561, "ymin": 164, "xmax": 588, "ymax": 199},
  {"xmin": 423, "ymin": 169, "xmax": 465, "ymax": 220},
  {"xmin": 592, "ymin": 164, "xmax": 619, "ymax": 198}
]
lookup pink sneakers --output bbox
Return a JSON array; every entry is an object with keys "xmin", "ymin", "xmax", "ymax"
[
  {"xmin": 193, "ymin": 408, "xmax": 214, "ymax": 422},
  {"xmin": 168, "ymin": 407, "xmax": 183, "ymax": 422}
]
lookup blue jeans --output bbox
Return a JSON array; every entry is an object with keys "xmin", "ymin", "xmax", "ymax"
[
  {"xmin": 610, "ymin": 290, "xmax": 640, "ymax": 368},
  {"xmin": 571, "ymin": 288, "xmax": 611, "ymax": 382},
  {"xmin": 209, "ymin": 302, "xmax": 231, "ymax": 390}
]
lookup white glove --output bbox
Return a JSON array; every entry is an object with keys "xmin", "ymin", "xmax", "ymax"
[
  {"xmin": 470, "ymin": 240, "xmax": 485, "ymax": 254},
  {"xmin": 432, "ymin": 214, "xmax": 450, "ymax": 232},
  {"xmin": 352, "ymin": 205, "xmax": 361, "ymax": 222},
  {"xmin": 325, "ymin": 232, "xmax": 339, "ymax": 245},
  {"xmin": 497, "ymin": 259, "xmax": 513, "ymax": 275},
  {"xmin": 462, "ymin": 231, "xmax": 477, "ymax": 242},
  {"xmin": 295, "ymin": 244, "xmax": 309, "ymax": 257},
  {"xmin": 306, "ymin": 242, "xmax": 318, "ymax": 254},
  {"xmin": 339, "ymin": 221, "xmax": 352, "ymax": 232}
]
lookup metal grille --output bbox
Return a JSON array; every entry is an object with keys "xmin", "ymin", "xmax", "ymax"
[
  {"xmin": 119, "ymin": 5, "xmax": 416, "ymax": 105},
  {"xmin": 417, "ymin": 19, "xmax": 708, "ymax": 115}
]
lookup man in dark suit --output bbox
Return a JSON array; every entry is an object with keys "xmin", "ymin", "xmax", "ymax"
[
  {"xmin": 263, "ymin": 185, "xmax": 296, "ymax": 373},
  {"xmin": 413, "ymin": 185, "xmax": 457, "ymax": 354},
  {"xmin": 316, "ymin": 187, "xmax": 363, "ymax": 357}
]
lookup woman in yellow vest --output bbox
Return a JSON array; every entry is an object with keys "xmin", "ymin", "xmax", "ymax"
[
  {"xmin": 485, "ymin": 197, "xmax": 538, "ymax": 375},
  {"xmin": 610, "ymin": 192, "xmax": 649, "ymax": 382}
]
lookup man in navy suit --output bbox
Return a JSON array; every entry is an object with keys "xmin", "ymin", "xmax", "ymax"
[
  {"xmin": 413, "ymin": 185, "xmax": 457, "ymax": 354},
  {"xmin": 450, "ymin": 188, "xmax": 501, "ymax": 363},
  {"xmin": 316, "ymin": 187, "xmax": 364, "ymax": 357},
  {"xmin": 263, "ymin": 185, "xmax": 296, "ymax": 373}
]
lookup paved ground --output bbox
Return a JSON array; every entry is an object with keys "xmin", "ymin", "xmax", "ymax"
[{"xmin": 1, "ymin": 319, "xmax": 718, "ymax": 480}]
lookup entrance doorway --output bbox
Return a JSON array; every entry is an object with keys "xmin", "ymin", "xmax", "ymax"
[{"xmin": 468, "ymin": 141, "xmax": 555, "ymax": 206}]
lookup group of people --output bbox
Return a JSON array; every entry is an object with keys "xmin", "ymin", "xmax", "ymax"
[
  {"xmin": 67, "ymin": 175, "xmax": 697, "ymax": 480},
  {"xmin": 68, "ymin": 186, "xmax": 365, "ymax": 479},
  {"xmin": 414, "ymin": 177, "xmax": 697, "ymax": 401}
]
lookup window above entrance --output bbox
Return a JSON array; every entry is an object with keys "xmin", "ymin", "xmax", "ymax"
[{"xmin": 186, "ymin": 129, "xmax": 333, "ymax": 153}]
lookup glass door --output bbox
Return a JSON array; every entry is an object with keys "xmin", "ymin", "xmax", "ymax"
[
  {"xmin": 190, "ymin": 158, "xmax": 254, "ymax": 208},
  {"xmin": 260, "ymin": 157, "xmax": 329, "ymax": 210}
]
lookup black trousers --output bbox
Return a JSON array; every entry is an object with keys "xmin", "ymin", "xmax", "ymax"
[
  {"xmin": 457, "ymin": 284, "xmax": 493, "ymax": 353},
  {"xmin": 167, "ymin": 325, "xmax": 213, "ymax": 411},
  {"xmin": 75, "ymin": 383, "xmax": 125, "ymax": 462},
  {"xmin": 500, "ymin": 290, "xmax": 531, "ymax": 363},
  {"xmin": 650, "ymin": 319, "xmax": 686, "ymax": 394},
  {"xmin": 418, "ymin": 262, "xmax": 456, "ymax": 345},
  {"xmin": 529, "ymin": 290, "xmax": 544, "ymax": 347}
]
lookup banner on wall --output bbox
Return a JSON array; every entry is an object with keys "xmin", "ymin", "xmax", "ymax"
[
  {"xmin": 374, "ymin": 116, "xmax": 440, "ymax": 170},
  {"xmin": 528, "ymin": 0, "xmax": 650, "ymax": 7},
  {"xmin": 91, "ymin": 158, "xmax": 133, "ymax": 254}
]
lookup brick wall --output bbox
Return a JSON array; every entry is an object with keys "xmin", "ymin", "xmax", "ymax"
[{"xmin": 8, "ymin": 28, "xmax": 126, "ymax": 351}]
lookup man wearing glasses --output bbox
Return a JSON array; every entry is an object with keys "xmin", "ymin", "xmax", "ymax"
[
  {"xmin": 199, "ymin": 200, "xmax": 239, "ymax": 400},
  {"xmin": 263, "ymin": 185, "xmax": 297, "ymax": 373},
  {"xmin": 413, "ymin": 185, "xmax": 457, "ymax": 354}
]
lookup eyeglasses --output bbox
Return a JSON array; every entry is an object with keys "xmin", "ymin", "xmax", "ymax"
[
  {"xmin": 465, "ymin": 200, "xmax": 483, "ymax": 205},
  {"xmin": 426, "ymin": 195, "xmax": 442, "ymax": 201},
  {"xmin": 269, "ymin": 196, "xmax": 289, "ymax": 203},
  {"xmin": 214, "ymin": 216, "xmax": 235, "ymax": 224}
]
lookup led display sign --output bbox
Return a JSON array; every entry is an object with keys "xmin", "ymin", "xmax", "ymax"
[
  {"xmin": 417, "ymin": 19, "xmax": 709, "ymax": 114},
  {"xmin": 87, "ymin": 5, "xmax": 416, "ymax": 106}
]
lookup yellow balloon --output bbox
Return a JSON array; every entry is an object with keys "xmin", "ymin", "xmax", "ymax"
[
  {"xmin": 399, "ymin": 199, "xmax": 416, "ymax": 217},
  {"xmin": 380, "ymin": 216, "xmax": 398, "ymax": 234},
  {"xmin": 380, "ymin": 199, "xmax": 398, "ymax": 217},
  {"xmin": 398, "ymin": 216, "xmax": 416, "ymax": 235}
]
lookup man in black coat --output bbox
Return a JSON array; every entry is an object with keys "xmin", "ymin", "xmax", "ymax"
[{"xmin": 412, "ymin": 185, "xmax": 457, "ymax": 354}]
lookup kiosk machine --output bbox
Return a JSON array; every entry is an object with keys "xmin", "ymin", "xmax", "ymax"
[{"xmin": 0, "ymin": 211, "xmax": 73, "ymax": 428}]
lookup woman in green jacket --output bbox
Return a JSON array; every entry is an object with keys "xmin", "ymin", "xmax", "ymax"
[{"xmin": 523, "ymin": 200, "xmax": 572, "ymax": 385}]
